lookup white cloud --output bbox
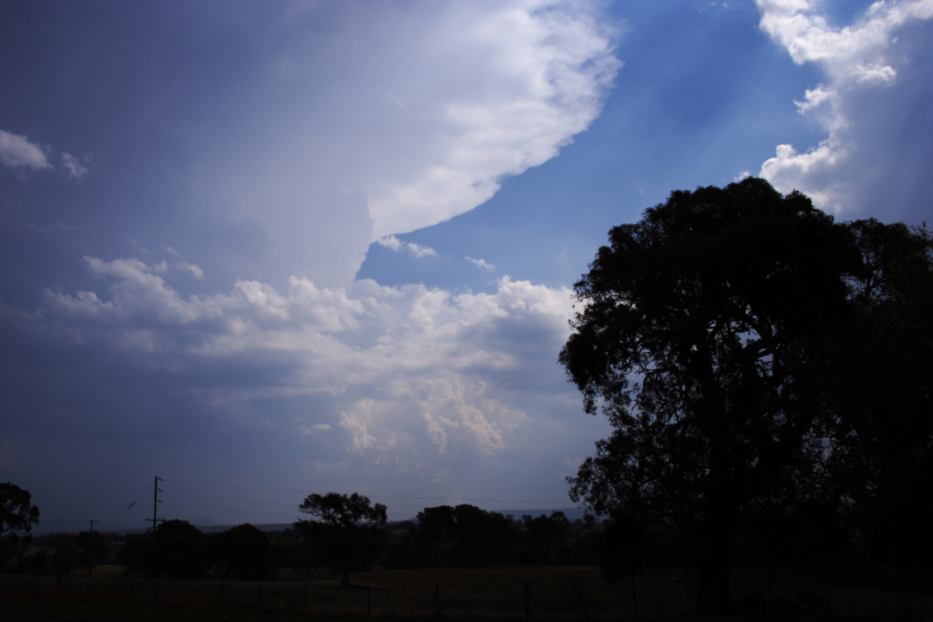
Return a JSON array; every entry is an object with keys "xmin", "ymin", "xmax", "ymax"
[
  {"xmin": 756, "ymin": 0, "xmax": 933, "ymax": 216},
  {"xmin": 0, "ymin": 129, "xmax": 51, "ymax": 171},
  {"xmin": 376, "ymin": 235, "xmax": 438, "ymax": 259},
  {"xmin": 407, "ymin": 242, "xmax": 438, "ymax": 258},
  {"xmin": 466, "ymin": 256, "xmax": 497, "ymax": 272},
  {"xmin": 175, "ymin": 260, "xmax": 205, "ymax": 280},
  {"xmin": 61, "ymin": 153, "xmax": 90, "ymax": 179},
  {"xmin": 195, "ymin": 1, "xmax": 620, "ymax": 286},
  {"xmin": 39, "ymin": 256, "xmax": 579, "ymax": 462},
  {"xmin": 375, "ymin": 236, "xmax": 403, "ymax": 252}
]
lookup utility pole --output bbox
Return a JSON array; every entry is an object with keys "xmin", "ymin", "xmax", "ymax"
[{"xmin": 145, "ymin": 475, "xmax": 162, "ymax": 531}]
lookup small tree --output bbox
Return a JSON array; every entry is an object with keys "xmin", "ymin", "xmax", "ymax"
[
  {"xmin": 295, "ymin": 492, "xmax": 387, "ymax": 585},
  {"xmin": 212, "ymin": 523, "xmax": 276, "ymax": 580},
  {"xmin": 77, "ymin": 530, "xmax": 106, "ymax": 576},
  {"xmin": 0, "ymin": 482, "xmax": 40, "ymax": 571}
]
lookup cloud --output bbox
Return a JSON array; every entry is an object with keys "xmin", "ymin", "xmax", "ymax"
[
  {"xmin": 8, "ymin": 255, "xmax": 610, "ymax": 521},
  {"xmin": 37, "ymin": 256, "xmax": 580, "ymax": 461},
  {"xmin": 466, "ymin": 256, "xmax": 497, "ymax": 272},
  {"xmin": 193, "ymin": 1, "xmax": 620, "ymax": 286},
  {"xmin": 61, "ymin": 153, "xmax": 90, "ymax": 179},
  {"xmin": 755, "ymin": 0, "xmax": 933, "ymax": 219},
  {"xmin": 175, "ymin": 260, "xmax": 205, "ymax": 280},
  {"xmin": 376, "ymin": 235, "xmax": 438, "ymax": 259},
  {"xmin": 0, "ymin": 129, "xmax": 51, "ymax": 171}
]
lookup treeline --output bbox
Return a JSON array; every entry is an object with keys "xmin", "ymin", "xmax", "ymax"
[{"xmin": 10, "ymin": 506, "xmax": 607, "ymax": 582}]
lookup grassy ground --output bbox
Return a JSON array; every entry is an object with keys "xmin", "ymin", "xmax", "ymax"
[{"xmin": 1, "ymin": 566, "xmax": 931, "ymax": 621}]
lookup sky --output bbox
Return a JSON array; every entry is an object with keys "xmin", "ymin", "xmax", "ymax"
[{"xmin": 2, "ymin": 0, "xmax": 932, "ymax": 532}]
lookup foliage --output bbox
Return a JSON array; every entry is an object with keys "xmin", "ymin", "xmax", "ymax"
[
  {"xmin": 560, "ymin": 178, "xmax": 859, "ymax": 612},
  {"xmin": 77, "ymin": 530, "xmax": 107, "ymax": 576},
  {"xmin": 211, "ymin": 523, "xmax": 277, "ymax": 580},
  {"xmin": 0, "ymin": 482, "xmax": 40, "ymax": 572},
  {"xmin": 413, "ymin": 504, "xmax": 517, "ymax": 567},
  {"xmin": 120, "ymin": 520, "xmax": 207, "ymax": 579},
  {"xmin": 826, "ymin": 219, "xmax": 933, "ymax": 564},
  {"xmin": 520, "ymin": 511, "xmax": 570, "ymax": 565},
  {"xmin": 295, "ymin": 492, "xmax": 387, "ymax": 585}
]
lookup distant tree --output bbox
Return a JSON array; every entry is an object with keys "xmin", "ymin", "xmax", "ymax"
[
  {"xmin": 212, "ymin": 523, "xmax": 277, "ymax": 580},
  {"xmin": 414, "ymin": 504, "xmax": 515, "ymax": 567},
  {"xmin": 560, "ymin": 179, "xmax": 858, "ymax": 613},
  {"xmin": 0, "ymin": 482, "xmax": 40, "ymax": 571},
  {"xmin": 140, "ymin": 519, "xmax": 208, "ymax": 579},
  {"xmin": 76, "ymin": 530, "xmax": 106, "ymax": 576},
  {"xmin": 119, "ymin": 532, "xmax": 154, "ymax": 576},
  {"xmin": 295, "ymin": 492, "xmax": 387, "ymax": 585},
  {"xmin": 48, "ymin": 533, "xmax": 77, "ymax": 586},
  {"xmin": 521, "ymin": 512, "xmax": 570, "ymax": 565}
]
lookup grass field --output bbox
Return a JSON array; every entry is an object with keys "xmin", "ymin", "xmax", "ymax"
[{"xmin": 1, "ymin": 565, "xmax": 931, "ymax": 621}]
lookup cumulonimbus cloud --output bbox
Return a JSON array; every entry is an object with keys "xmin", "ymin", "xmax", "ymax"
[
  {"xmin": 756, "ymin": 0, "xmax": 933, "ymax": 218},
  {"xmin": 196, "ymin": 0, "xmax": 620, "ymax": 286}
]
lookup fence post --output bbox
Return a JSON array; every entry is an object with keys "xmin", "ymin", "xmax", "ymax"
[
  {"xmin": 524, "ymin": 580, "xmax": 531, "ymax": 621},
  {"xmin": 221, "ymin": 581, "xmax": 226, "ymax": 606},
  {"xmin": 259, "ymin": 582, "xmax": 264, "ymax": 608},
  {"xmin": 434, "ymin": 583, "xmax": 440, "ymax": 615},
  {"xmin": 367, "ymin": 584, "xmax": 371, "ymax": 618}
]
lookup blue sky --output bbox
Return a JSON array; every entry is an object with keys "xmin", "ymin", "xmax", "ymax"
[{"xmin": 2, "ymin": 0, "xmax": 932, "ymax": 531}]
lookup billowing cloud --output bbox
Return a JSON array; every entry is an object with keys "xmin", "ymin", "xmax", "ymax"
[
  {"xmin": 0, "ymin": 129, "xmax": 51, "ymax": 171},
  {"xmin": 195, "ymin": 1, "xmax": 620, "ymax": 286},
  {"xmin": 756, "ymin": 0, "xmax": 933, "ymax": 219},
  {"xmin": 28, "ymin": 256, "xmax": 599, "ymax": 499}
]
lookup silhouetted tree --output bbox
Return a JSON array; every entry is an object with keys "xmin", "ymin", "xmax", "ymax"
[
  {"xmin": 295, "ymin": 492, "xmax": 387, "ymax": 585},
  {"xmin": 48, "ymin": 533, "xmax": 77, "ymax": 586},
  {"xmin": 119, "ymin": 532, "xmax": 154, "ymax": 576},
  {"xmin": 0, "ymin": 482, "xmax": 40, "ymax": 572},
  {"xmin": 826, "ymin": 219, "xmax": 933, "ymax": 565},
  {"xmin": 521, "ymin": 511, "xmax": 570, "ymax": 565},
  {"xmin": 414, "ymin": 504, "xmax": 516, "ymax": 567},
  {"xmin": 212, "ymin": 523, "xmax": 277, "ymax": 579},
  {"xmin": 77, "ymin": 530, "xmax": 106, "ymax": 576},
  {"xmin": 560, "ymin": 178, "xmax": 858, "ymax": 613},
  {"xmin": 118, "ymin": 520, "xmax": 207, "ymax": 579}
]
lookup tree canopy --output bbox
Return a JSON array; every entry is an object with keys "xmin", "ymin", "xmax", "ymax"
[
  {"xmin": 560, "ymin": 178, "xmax": 932, "ymax": 613},
  {"xmin": 0, "ymin": 482, "xmax": 40, "ymax": 572},
  {"xmin": 295, "ymin": 492, "xmax": 387, "ymax": 585}
]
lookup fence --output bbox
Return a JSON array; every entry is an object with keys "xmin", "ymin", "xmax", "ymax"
[{"xmin": 0, "ymin": 567, "xmax": 692, "ymax": 620}]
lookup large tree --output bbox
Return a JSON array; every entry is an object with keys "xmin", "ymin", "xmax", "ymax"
[
  {"xmin": 826, "ymin": 219, "xmax": 933, "ymax": 564},
  {"xmin": 559, "ymin": 178, "xmax": 857, "ymax": 612},
  {"xmin": 295, "ymin": 492, "xmax": 387, "ymax": 585}
]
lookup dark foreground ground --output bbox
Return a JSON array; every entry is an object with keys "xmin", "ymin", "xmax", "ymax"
[{"xmin": 2, "ymin": 565, "xmax": 931, "ymax": 622}]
